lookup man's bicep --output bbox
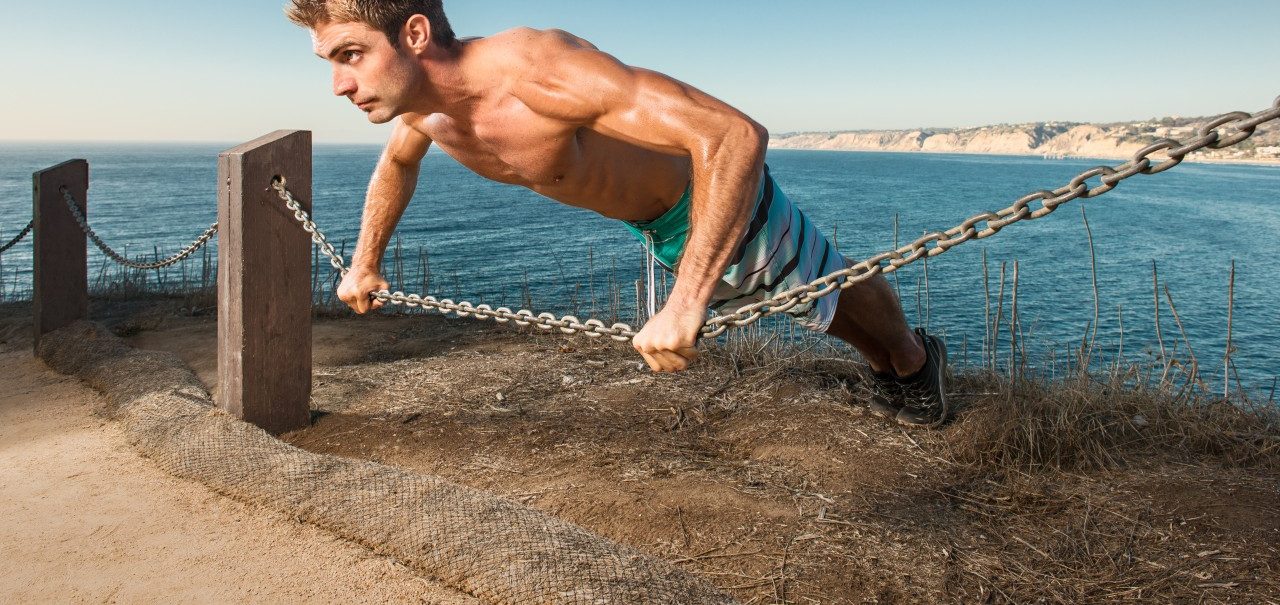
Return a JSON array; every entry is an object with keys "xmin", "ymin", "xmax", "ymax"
[{"xmin": 384, "ymin": 118, "xmax": 432, "ymax": 166}]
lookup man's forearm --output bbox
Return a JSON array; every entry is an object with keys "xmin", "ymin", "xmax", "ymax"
[
  {"xmin": 667, "ymin": 122, "xmax": 768, "ymax": 310},
  {"xmin": 351, "ymin": 157, "xmax": 420, "ymax": 271}
]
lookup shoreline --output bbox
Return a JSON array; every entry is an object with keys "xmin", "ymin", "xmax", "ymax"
[{"xmin": 767, "ymin": 144, "xmax": 1280, "ymax": 168}]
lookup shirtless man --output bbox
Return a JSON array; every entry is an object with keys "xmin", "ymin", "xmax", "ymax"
[{"xmin": 287, "ymin": 0, "xmax": 951, "ymax": 427}]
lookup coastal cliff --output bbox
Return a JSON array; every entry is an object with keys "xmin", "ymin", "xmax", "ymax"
[{"xmin": 770, "ymin": 115, "xmax": 1280, "ymax": 163}]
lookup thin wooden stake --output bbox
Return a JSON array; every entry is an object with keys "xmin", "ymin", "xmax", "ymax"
[
  {"xmin": 992, "ymin": 261, "xmax": 1007, "ymax": 373},
  {"xmin": 1081, "ymin": 206, "xmax": 1100, "ymax": 369},
  {"xmin": 982, "ymin": 248, "xmax": 991, "ymax": 371},
  {"xmin": 1010, "ymin": 261, "xmax": 1020, "ymax": 378},
  {"xmin": 892, "ymin": 213, "xmax": 901, "ymax": 299},
  {"xmin": 1115, "ymin": 304, "xmax": 1125, "ymax": 379},
  {"xmin": 1153, "ymin": 261, "xmax": 1170, "ymax": 388},
  {"xmin": 1224, "ymin": 259, "xmax": 1235, "ymax": 400},
  {"xmin": 923, "ymin": 256, "xmax": 931, "ymax": 331}
]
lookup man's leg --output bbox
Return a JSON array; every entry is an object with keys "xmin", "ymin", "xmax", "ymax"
[
  {"xmin": 702, "ymin": 165, "xmax": 949, "ymax": 425},
  {"xmin": 817, "ymin": 268, "xmax": 950, "ymax": 428},
  {"xmin": 822, "ymin": 270, "xmax": 924, "ymax": 378}
]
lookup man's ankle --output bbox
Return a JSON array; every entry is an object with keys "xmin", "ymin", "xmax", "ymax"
[{"xmin": 890, "ymin": 332, "xmax": 926, "ymax": 378}]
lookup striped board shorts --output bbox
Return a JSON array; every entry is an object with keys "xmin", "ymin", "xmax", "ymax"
[{"xmin": 622, "ymin": 164, "xmax": 848, "ymax": 332}]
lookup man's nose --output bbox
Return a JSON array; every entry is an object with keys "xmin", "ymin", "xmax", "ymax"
[{"xmin": 333, "ymin": 71, "xmax": 357, "ymax": 97}]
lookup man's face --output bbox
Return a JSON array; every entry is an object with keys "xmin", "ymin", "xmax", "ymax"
[{"xmin": 312, "ymin": 20, "xmax": 422, "ymax": 124}]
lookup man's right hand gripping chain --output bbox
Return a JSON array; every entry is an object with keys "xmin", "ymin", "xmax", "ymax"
[{"xmin": 337, "ymin": 265, "xmax": 391, "ymax": 315}]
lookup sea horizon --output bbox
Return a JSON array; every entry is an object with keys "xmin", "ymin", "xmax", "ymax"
[{"xmin": 5, "ymin": 138, "xmax": 1276, "ymax": 169}]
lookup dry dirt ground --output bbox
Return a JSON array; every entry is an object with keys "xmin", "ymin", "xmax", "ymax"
[
  {"xmin": 5, "ymin": 298, "xmax": 1279, "ymax": 604},
  {"xmin": 0, "ymin": 310, "xmax": 476, "ymax": 604}
]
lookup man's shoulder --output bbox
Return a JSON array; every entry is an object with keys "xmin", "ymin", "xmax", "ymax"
[
  {"xmin": 481, "ymin": 27, "xmax": 629, "ymax": 121},
  {"xmin": 482, "ymin": 27, "xmax": 600, "ymax": 63},
  {"xmin": 487, "ymin": 26, "xmax": 595, "ymax": 45}
]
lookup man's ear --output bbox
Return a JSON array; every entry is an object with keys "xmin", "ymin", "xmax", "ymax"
[{"xmin": 402, "ymin": 14, "xmax": 432, "ymax": 54}]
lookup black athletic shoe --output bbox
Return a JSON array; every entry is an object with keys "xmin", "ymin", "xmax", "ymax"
[
  {"xmin": 866, "ymin": 372, "xmax": 903, "ymax": 419},
  {"xmin": 895, "ymin": 328, "xmax": 950, "ymax": 429}
]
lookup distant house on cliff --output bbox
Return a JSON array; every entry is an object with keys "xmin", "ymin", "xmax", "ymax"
[{"xmin": 1154, "ymin": 126, "xmax": 1194, "ymax": 138}]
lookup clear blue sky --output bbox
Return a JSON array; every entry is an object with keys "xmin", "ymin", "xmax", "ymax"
[{"xmin": 5, "ymin": 1, "xmax": 1278, "ymax": 143}]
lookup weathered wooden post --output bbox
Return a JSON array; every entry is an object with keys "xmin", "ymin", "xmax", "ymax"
[
  {"xmin": 32, "ymin": 160, "xmax": 89, "ymax": 353},
  {"xmin": 217, "ymin": 131, "xmax": 312, "ymax": 434}
]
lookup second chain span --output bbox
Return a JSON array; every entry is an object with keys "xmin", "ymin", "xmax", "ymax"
[
  {"xmin": 274, "ymin": 96, "xmax": 1280, "ymax": 342},
  {"xmin": 60, "ymin": 188, "xmax": 218, "ymax": 271},
  {"xmin": 0, "ymin": 221, "xmax": 33, "ymax": 254}
]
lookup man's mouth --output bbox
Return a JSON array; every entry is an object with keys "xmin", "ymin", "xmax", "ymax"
[{"xmin": 355, "ymin": 99, "xmax": 374, "ymax": 110}]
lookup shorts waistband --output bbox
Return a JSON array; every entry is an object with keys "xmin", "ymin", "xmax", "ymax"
[
  {"xmin": 624, "ymin": 182, "xmax": 692, "ymax": 237},
  {"xmin": 622, "ymin": 165, "xmax": 771, "ymax": 269}
]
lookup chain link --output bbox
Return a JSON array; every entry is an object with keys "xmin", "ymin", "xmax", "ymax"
[
  {"xmin": 60, "ymin": 188, "xmax": 218, "ymax": 270},
  {"xmin": 0, "ymin": 221, "xmax": 33, "ymax": 254},
  {"xmin": 272, "ymin": 178, "xmax": 637, "ymax": 340},
  {"xmin": 274, "ymin": 97, "xmax": 1280, "ymax": 342}
]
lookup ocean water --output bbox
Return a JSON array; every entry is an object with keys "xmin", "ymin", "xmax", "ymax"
[{"xmin": 1, "ymin": 143, "xmax": 1277, "ymax": 392}]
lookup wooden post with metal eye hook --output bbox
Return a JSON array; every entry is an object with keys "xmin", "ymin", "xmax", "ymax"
[
  {"xmin": 217, "ymin": 130, "xmax": 313, "ymax": 434},
  {"xmin": 32, "ymin": 160, "xmax": 89, "ymax": 353}
]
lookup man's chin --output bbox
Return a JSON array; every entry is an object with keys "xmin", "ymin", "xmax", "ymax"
[
  {"xmin": 364, "ymin": 107, "xmax": 400, "ymax": 125},
  {"xmin": 366, "ymin": 111, "xmax": 395, "ymax": 125}
]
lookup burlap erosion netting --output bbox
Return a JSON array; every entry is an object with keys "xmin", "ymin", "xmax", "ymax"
[{"xmin": 38, "ymin": 322, "xmax": 736, "ymax": 605}]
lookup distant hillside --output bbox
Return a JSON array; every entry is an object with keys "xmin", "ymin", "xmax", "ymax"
[{"xmin": 770, "ymin": 114, "xmax": 1280, "ymax": 163}]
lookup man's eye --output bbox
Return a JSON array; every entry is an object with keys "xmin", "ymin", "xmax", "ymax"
[{"xmin": 344, "ymin": 50, "xmax": 361, "ymax": 62}]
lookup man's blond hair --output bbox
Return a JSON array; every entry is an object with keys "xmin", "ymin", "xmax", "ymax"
[{"xmin": 285, "ymin": 0, "xmax": 456, "ymax": 48}]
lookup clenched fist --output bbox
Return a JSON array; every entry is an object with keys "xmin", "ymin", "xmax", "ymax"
[
  {"xmin": 337, "ymin": 265, "xmax": 390, "ymax": 314},
  {"xmin": 632, "ymin": 301, "xmax": 708, "ymax": 373}
]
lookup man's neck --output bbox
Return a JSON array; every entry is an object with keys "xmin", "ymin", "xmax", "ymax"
[{"xmin": 411, "ymin": 38, "xmax": 484, "ymax": 118}]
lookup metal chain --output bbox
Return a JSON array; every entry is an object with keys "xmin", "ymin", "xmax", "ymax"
[
  {"xmin": 272, "ymin": 178, "xmax": 637, "ymax": 341},
  {"xmin": 698, "ymin": 95, "xmax": 1280, "ymax": 337},
  {"xmin": 0, "ymin": 221, "xmax": 33, "ymax": 254},
  {"xmin": 60, "ymin": 188, "xmax": 218, "ymax": 271},
  {"xmin": 275, "ymin": 96, "xmax": 1280, "ymax": 341}
]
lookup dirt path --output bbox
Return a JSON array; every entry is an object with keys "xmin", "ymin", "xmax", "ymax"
[{"xmin": 0, "ymin": 345, "xmax": 476, "ymax": 605}]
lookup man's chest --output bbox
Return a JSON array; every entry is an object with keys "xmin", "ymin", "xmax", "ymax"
[{"xmin": 418, "ymin": 105, "xmax": 583, "ymax": 187}]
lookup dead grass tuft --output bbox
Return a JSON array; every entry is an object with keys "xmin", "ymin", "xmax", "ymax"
[
  {"xmin": 945, "ymin": 372, "xmax": 1280, "ymax": 473},
  {"xmin": 937, "ymin": 469, "xmax": 1280, "ymax": 603}
]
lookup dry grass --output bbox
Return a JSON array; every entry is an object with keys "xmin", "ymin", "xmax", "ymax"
[
  {"xmin": 944, "ymin": 372, "xmax": 1280, "ymax": 474},
  {"xmin": 685, "ymin": 336, "xmax": 1280, "ymax": 602},
  {"xmin": 932, "ymin": 467, "xmax": 1280, "ymax": 603},
  {"xmin": 922, "ymin": 371, "xmax": 1278, "ymax": 602}
]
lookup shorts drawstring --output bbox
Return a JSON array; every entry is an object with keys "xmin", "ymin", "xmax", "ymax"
[{"xmin": 642, "ymin": 230, "xmax": 658, "ymax": 321}]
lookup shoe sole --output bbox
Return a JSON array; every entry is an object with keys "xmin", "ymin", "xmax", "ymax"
[{"xmin": 867, "ymin": 400, "xmax": 902, "ymax": 420}]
